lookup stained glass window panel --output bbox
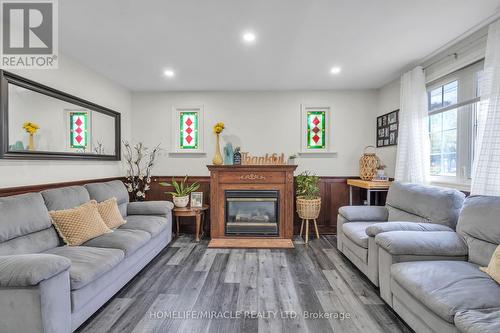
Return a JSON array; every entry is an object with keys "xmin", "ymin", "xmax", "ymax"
[
  {"xmin": 306, "ymin": 111, "xmax": 326, "ymax": 149},
  {"xmin": 179, "ymin": 112, "xmax": 198, "ymax": 149},
  {"xmin": 69, "ymin": 112, "xmax": 88, "ymax": 149}
]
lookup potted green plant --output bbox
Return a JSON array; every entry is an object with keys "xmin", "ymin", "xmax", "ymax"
[
  {"xmin": 295, "ymin": 171, "xmax": 321, "ymax": 219},
  {"xmin": 159, "ymin": 176, "xmax": 200, "ymax": 208}
]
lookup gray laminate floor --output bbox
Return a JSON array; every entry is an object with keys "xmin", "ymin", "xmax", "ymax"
[{"xmin": 77, "ymin": 235, "xmax": 413, "ymax": 333}]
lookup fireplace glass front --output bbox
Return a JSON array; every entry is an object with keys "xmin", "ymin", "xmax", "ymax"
[{"xmin": 225, "ymin": 190, "xmax": 279, "ymax": 236}]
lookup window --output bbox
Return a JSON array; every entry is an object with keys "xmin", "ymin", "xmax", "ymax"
[
  {"xmin": 427, "ymin": 60, "xmax": 483, "ymax": 185},
  {"xmin": 171, "ymin": 106, "xmax": 204, "ymax": 153},
  {"xmin": 300, "ymin": 105, "xmax": 331, "ymax": 153},
  {"xmin": 179, "ymin": 111, "xmax": 199, "ymax": 149},
  {"xmin": 69, "ymin": 111, "xmax": 89, "ymax": 149},
  {"xmin": 306, "ymin": 111, "xmax": 326, "ymax": 149}
]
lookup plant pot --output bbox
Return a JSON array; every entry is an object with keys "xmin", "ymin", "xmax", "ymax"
[
  {"xmin": 296, "ymin": 197, "xmax": 321, "ymax": 219},
  {"xmin": 173, "ymin": 195, "xmax": 189, "ymax": 208}
]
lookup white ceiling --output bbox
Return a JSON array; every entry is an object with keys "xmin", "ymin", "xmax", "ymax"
[{"xmin": 60, "ymin": 0, "xmax": 500, "ymax": 91}]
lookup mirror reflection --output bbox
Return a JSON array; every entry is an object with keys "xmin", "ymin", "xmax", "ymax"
[{"xmin": 8, "ymin": 84, "xmax": 116, "ymax": 155}]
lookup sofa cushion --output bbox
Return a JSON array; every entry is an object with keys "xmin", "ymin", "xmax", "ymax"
[
  {"xmin": 83, "ymin": 229, "xmax": 151, "ymax": 256},
  {"xmin": 97, "ymin": 197, "xmax": 126, "ymax": 229},
  {"xmin": 454, "ymin": 307, "xmax": 500, "ymax": 333},
  {"xmin": 85, "ymin": 180, "xmax": 129, "ymax": 217},
  {"xmin": 338, "ymin": 206, "xmax": 388, "ymax": 222},
  {"xmin": 386, "ymin": 181, "xmax": 465, "ymax": 229},
  {"xmin": 45, "ymin": 246, "xmax": 124, "ymax": 290},
  {"xmin": 391, "ymin": 261, "xmax": 500, "ymax": 323},
  {"xmin": 41, "ymin": 186, "xmax": 90, "ymax": 211},
  {"xmin": 365, "ymin": 221, "xmax": 452, "ymax": 237},
  {"xmin": 480, "ymin": 245, "xmax": 500, "ymax": 284},
  {"xmin": 49, "ymin": 201, "xmax": 111, "ymax": 246},
  {"xmin": 0, "ymin": 193, "xmax": 52, "ymax": 242},
  {"xmin": 342, "ymin": 222, "xmax": 373, "ymax": 249},
  {"xmin": 120, "ymin": 215, "xmax": 168, "ymax": 237},
  {"xmin": 0, "ymin": 254, "xmax": 71, "ymax": 287},
  {"xmin": 0, "ymin": 192, "xmax": 61, "ymax": 255},
  {"xmin": 457, "ymin": 196, "xmax": 500, "ymax": 266}
]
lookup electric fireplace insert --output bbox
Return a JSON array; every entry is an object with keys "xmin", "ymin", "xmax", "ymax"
[{"xmin": 225, "ymin": 190, "xmax": 279, "ymax": 236}]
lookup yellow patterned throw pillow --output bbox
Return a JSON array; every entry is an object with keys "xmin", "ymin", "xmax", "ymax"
[
  {"xmin": 97, "ymin": 197, "xmax": 126, "ymax": 229},
  {"xmin": 49, "ymin": 200, "xmax": 112, "ymax": 246},
  {"xmin": 480, "ymin": 245, "xmax": 500, "ymax": 284}
]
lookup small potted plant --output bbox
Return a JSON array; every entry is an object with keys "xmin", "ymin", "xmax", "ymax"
[
  {"xmin": 295, "ymin": 171, "xmax": 321, "ymax": 220},
  {"xmin": 288, "ymin": 154, "xmax": 297, "ymax": 165},
  {"xmin": 160, "ymin": 176, "xmax": 200, "ymax": 208}
]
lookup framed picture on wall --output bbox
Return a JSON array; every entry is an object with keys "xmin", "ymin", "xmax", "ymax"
[{"xmin": 376, "ymin": 109, "xmax": 398, "ymax": 147}]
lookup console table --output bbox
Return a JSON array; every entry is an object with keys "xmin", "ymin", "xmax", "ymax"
[
  {"xmin": 347, "ymin": 179, "xmax": 392, "ymax": 206},
  {"xmin": 207, "ymin": 164, "xmax": 297, "ymax": 248}
]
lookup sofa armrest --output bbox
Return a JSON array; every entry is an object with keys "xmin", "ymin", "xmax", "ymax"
[
  {"xmin": 366, "ymin": 222, "xmax": 453, "ymax": 237},
  {"xmin": 127, "ymin": 201, "xmax": 174, "ymax": 217},
  {"xmin": 338, "ymin": 206, "xmax": 388, "ymax": 222},
  {"xmin": 375, "ymin": 231, "xmax": 468, "ymax": 256},
  {"xmin": 0, "ymin": 254, "xmax": 71, "ymax": 287}
]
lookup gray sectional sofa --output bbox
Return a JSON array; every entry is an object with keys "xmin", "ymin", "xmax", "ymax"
[
  {"xmin": 338, "ymin": 181, "xmax": 500, "ymax": 333},
  {"xmin": 0, "ymin": 180, "xmax": 173, "ymax": 333},
  {"xmin": 377, "ymin": 195, "xmax": 500, "ymax": 333},
  {"xmin": 337, "ymin": 181, "xmax": 465, "ymax": 287}
]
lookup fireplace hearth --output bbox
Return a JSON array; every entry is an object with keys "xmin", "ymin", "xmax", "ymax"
[{"xmin": 207, "ymin": 164, "xmax": 297, "ymax": 248}]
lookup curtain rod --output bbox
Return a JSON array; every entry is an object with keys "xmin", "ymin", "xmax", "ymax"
[
  {"xmin": 421, "ymin": 31, "xmax": 488, "ymax": 72},
  {"xmin": 422, "ymin": 53, "xmax": 458, "ymax": 71}
]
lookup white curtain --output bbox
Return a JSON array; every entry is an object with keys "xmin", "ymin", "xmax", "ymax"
[
  {"xmin": 395, "ymin": 66, "xmax": 430, "ymax": 184},
  {"xmin": 471, "ymin": 20, "xmax": 500, "ymax": 196}
]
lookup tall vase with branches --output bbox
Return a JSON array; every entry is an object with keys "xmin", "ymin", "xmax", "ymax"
[{"xmin": 123, "ymin": 141, "xmax": 160, "ymax": 201}]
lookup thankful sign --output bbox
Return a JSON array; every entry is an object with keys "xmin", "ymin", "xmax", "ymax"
[{"xmin": 240, "ymin": 152, "xmax": 286, "ymax": 165}]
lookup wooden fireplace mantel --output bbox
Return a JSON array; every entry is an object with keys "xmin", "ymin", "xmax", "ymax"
[{"xmin": 207, "ymin": 164, "xmax": 297, "ymax": 248}]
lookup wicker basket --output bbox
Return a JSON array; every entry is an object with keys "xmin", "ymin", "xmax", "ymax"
[
  {"xmin": 359, "ymin": 146, "xmax": 380, "ymax": 180},
  {"xmin": 296, "ymin": 197, "xmax": 321, "ymax": 219}
]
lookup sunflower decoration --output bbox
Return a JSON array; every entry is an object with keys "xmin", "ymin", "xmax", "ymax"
[
  {"xmin": 213, "ymin": 122, "xmax": 225, "ymax": 134},
  {"xmin": 23, "ymin": 122, "xmax": 40, "ymax": 135}
]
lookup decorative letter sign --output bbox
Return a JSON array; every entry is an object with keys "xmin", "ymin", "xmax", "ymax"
[
  {"xmin": 172, "ymin": 106, "xmax": 204, "ymax": 154},
  {"xmin": 69, "ymin": 111, "xmax": 89, "ymax": 149},
  {"xmin": 300, "ymin": 105, "xmax": 331, "ymax": 153},
  {"xmin": 179, "ymin": 111, "xmax": 199, "ymax": 149}
]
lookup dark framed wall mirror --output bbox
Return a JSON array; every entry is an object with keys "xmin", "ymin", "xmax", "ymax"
[{"xmin": 0, "ymin": 71, "xmax": 121, "ymax": 160}]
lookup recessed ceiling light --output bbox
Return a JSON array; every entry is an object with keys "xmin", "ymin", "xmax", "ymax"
[
  {"xmin": 164, "ymin": 69, "xmax": 175, "ymax": 77},
  {"xmin": 330, "ymin": 66, "xmax": 341, "ymax": 74},
  {"xmin": 242, "ymin": 31, "xmax": 256, "ymax": 43}
]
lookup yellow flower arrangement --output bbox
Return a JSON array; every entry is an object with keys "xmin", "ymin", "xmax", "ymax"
[
  {"xmin": 23, "ymin": 122, "xmax": 39, "ymax": 135},
  {"xmin": 213, "ymin": 122, "xmax": 225, "ymax": 134}
]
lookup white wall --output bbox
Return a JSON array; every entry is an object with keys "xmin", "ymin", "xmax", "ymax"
[
  {"xmin": 375, "ymin": 79, "xmax": 400, "ymax": 178},
  {"xmin": 0, "ymin": 53, "xmax": 132, "ymax": 187},
  {"xmin": 131, "ymin": 90, "xmax": 378, "ymax": 176}
]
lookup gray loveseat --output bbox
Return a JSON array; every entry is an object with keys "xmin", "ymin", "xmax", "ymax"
[
  {"xmin": 337, "ymin": 181, "xmax": 465, "ymax": 287},
  {"xmin": 0, "ymin": 180, "xmax": 173, "ymax": 333},
  {"xmin": 376, "ymin": 195, "xmax": 500, "ymax": 333}
]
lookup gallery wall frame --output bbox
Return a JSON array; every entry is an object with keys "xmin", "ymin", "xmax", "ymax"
[{"xmin": 376, "ymin": 109, "xmax": 399, "ymax": 147}]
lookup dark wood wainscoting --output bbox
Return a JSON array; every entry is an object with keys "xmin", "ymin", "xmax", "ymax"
[
  {"xmin": 147, "ymin": 176, "xmax": 366, "ymax": 235},
  {"xmin": 0, "ymin": 175, "xmax": 374, "ymax": 236},
  {"xmin": 0, "ymin": 177, "xmax": 124, "ymax": 197}
]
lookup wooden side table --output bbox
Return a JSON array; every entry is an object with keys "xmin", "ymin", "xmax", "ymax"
[
  {"xmin": 347, "ymin": 179, "xmax": 392, "ymax": 206},
  {"xmin": 173, "ymin": 205, "xmax": 209, "ymax": 242}
]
